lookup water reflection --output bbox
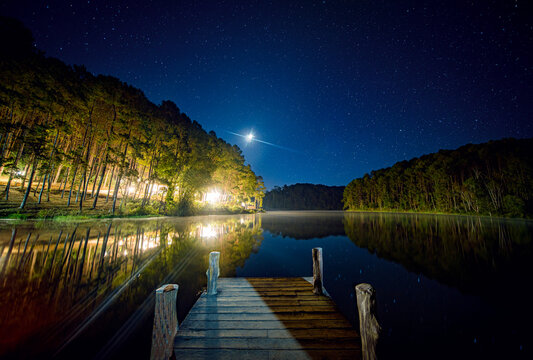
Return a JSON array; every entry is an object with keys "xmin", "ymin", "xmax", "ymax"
[
  {"xmin": 255, "ymin": 211, "xmax": 533, "ymax": 359},
  {"xmin": 342, "ymin": 212, "xmax": 533, "ymax": 295},
  {"xmin": 1, "ymin": 211, "xmax": 532, "ymax": 359},
  {"xmin": 261, "ymin": 211, "xmax": 345, "ymax": 239},
  {"xmin": 0, "ymin": 215, "xmax": 262, "ymax": 359}
]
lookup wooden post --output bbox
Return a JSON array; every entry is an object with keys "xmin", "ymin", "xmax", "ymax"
[
  {"xmin": 355, "ymin": 283, "xmax": 380, "ymax": 360},
  {"xmin": 312, "ymin": 247, "xmax": 323, "ymax": 295},
  {"xmin": 206, "ymin": 251, "xmax": 220, "ymax": 296},
  {"xmin": 150, "ymin": 284, "xmax": 179, "ymax": 360}
]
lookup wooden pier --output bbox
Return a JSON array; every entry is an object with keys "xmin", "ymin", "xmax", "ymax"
[
  {"xmin": 150, "ymin": 249, "xmax": 380, "ymax": 360},
  {"xmin": 174, "ymin": 277, "xmax": 361, "ymax": 359}
]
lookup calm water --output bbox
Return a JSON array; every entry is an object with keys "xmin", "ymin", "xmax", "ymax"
[{"xmin": 0, "ymin": 211, "xmax": 531, "ymax": 359}]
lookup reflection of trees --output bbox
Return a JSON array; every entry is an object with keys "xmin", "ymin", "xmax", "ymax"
[
  {"xmin": 343, "ymin": 212, "xmax": 533, "ymax": 295},
  {"xmin": 261, "ymin": 212, "xmax": 345, "ymax": 239},
  {"xmin": 0, "ymin": 215, "xmax": 263, "ymax": 359},
  {"xmin": 219, "ymin": 225, "xmax": 263, "ymax": 276}
]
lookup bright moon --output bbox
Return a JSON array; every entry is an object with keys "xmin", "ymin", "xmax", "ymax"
[{"xmin": 246, "ymin": 133, "xmax": 254, "ymax": 142}]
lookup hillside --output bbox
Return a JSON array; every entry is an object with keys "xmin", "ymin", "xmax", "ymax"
[
  {"xmin": 343, "ymin": 138, "xmax": 533, "ymax": 218},
  {"xmin": 263, "ymin": 183, "xmax": 344, "ymax": 210}
]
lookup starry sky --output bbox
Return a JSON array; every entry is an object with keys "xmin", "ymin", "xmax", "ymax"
[{"xmin": 1, "ymin": 0, "xmax": 532, "ymax": 188}]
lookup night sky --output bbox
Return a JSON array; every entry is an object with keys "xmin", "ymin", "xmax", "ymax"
[{"xmin": 1, "ymin": 0, "xmax": 531, "ymax": 188}]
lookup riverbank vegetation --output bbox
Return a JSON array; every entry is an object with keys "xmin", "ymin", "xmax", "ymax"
[
  {"xmin": 343, "ymin": 138, "xmax": 533, "ymax": 218},
  {"xmin": 0, "ymin": 17, "xmax": 264, "ymax": 219}
]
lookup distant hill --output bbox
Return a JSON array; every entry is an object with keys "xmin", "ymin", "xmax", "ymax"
[
  {"xmin": 344, "ymin": 137, "xmax": 533, "ymax": 218},
  {"xmin": 263, "ymin": 183, "xmax": 344, "ymax": 210}
]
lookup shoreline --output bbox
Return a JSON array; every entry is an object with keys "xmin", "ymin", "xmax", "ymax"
[{"xmin": 0, "ymin": 208, "xmax": 260, "ymax": 222}]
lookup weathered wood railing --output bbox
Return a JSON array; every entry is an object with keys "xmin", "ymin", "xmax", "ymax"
[
  {"xmin": 356, "ymin": 283, "xmax": 381, "ymax": 360},
  {"xmin": 206, "ymin": 251, "xmax": 220, "ymax": 295},
  {"xmin": 312, "ymin": 247, "xmax": 324, "ymax": 294},
  {"xmin": 150, "ymin": 284, "xmax": 179, "ymax": 360}
]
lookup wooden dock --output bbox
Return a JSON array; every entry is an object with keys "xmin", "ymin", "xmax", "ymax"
[{"xmin": 173, "ymin": 277, "xmax": 361, "ymax": 359}]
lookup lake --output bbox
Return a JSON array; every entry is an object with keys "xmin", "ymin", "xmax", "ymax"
[{"xmin": 0, "ymin": 211, "xmax": 531, "ymax": 359}]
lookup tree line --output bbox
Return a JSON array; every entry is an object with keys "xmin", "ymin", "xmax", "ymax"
[
  {"xmin": 343, "ymin": 137, "xmax": 533, "ymax": 218},
  {"xmin": 0, "ymin": 17, "xmax": 264, "ymax": 216},
  {"xmin": 263, "ymin": 183, "xmax": 344, "ymax": 210}
]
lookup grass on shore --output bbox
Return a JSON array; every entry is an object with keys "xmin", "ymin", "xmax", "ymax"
[{"xmin": 0, "ymin": 187, "xmax": 256, "ymax": 221}]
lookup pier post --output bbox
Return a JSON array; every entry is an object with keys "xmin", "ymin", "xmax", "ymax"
[
  {"xmin": 150, "ymin": 284, "xmax": 179, "ymax": 360},
  {"xmin": 206, "ymin": 251, "xmax": 220, "ymax": 295},
  {"xmin": 312, "ymin": 247, "xmax": 323, "ymax": 295},
  {"xmin": 355, "ymin": 283, "xmax": 380, "ymax": 360}
]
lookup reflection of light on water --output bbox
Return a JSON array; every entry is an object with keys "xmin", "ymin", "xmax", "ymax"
[
  {"xmin": 195, "ymin": 217, "xmax": 255, "ymax": 242},
  {"xmin": 200, "ymin": 225, "xmax": 217, "ymax": 238},
  {"xmin": 142, "ymin": 237, "xmax": 159, "ymax": 251}
]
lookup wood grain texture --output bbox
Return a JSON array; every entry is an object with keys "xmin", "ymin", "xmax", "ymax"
[
  {"xmin": 174, "ymin": 277, "xmax": 361, "ymax": 359},
  {"xmin": 151, "ymin": 284, "xmax": 178, "ymax": 360},
  {"xmin": 355, "ymin": 283, "xmax": 380, "ymax": 360}
]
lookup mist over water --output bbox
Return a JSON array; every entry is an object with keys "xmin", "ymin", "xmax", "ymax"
[{"xmin": 0, "ymin": 212, "xmax": 531, "ymax": 359}]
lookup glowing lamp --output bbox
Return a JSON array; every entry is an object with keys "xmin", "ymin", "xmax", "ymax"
[{"xmin": 206, "ymin": 190, "xmax": 221, "ymax": 204}]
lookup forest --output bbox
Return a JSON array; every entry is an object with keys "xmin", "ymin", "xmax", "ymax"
[
  {"xmin": 0, "ymin": 17, "xmax": 264, "ymax": 218},
  {"xmin": 343, "ymin": 137, "xmax": 533, "ymax": 218},
  {"xmin": 263, "ymin": 183, "xmax": 344, "ymax": 210}
]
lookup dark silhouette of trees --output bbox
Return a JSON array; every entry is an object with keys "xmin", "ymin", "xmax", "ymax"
[
  {"xmin": 263, "ymin": 183, "xmax": 344, "ymax": 210},
  {"xmin": 343, "ymin": 138, "xmax": 533, "ymax": 218}
]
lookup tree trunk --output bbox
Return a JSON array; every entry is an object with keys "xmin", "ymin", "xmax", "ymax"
[
  {"xmin": 89, "ymin": 158, "xmax": 102, "ymax": 198},
  {"xmin": 4, "ymin": 141, "xmax": 25, "ymax": 201},
  {"xmin": 61, "ymin": 167, "xmax": 69, "ymax": 198},
  {"xmin": 68, "ymin": 129, "xmax": 90, "ymax": 206},
  {"xmin": 93, "ymin": 155, "xmax": 109, "ymax": 209},
  {"xmin": 20, "ymin": 158, "xmax": 37, "ymax": 209},
  {"xmin": 38, "ymin": 174, "xmax": 47, "ymax": 204},
  {"xmin": 33, "ymin": 175, "xmax": 43, "ymax": 196},
  {"xmin": 106, "ymin": 165, "xmax": 116, "ymax": 203},
  {"xmin": 112, "ymin": 130, "xmax": 131, "ymax": 215},
  {"xmin": 38, "ymin": 129, "xmax": 59, "ymax": 204},
  {"xmin": 46, "ymin": 164, "xmax": 54, "ymax": 202}
]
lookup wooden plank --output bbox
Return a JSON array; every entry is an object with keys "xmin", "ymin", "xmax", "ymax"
[
  {"xmin": 216, "ymin": 291, "xmax": 316, "ymax": 296},
  {"xmin": 199, "ymin": 293, "xmax": 325, "ymax": 300},
  {"xmin": 267, "ymin": 328, "xmax": 359, "ymax": 339},
  {"xmin": 176, "ymin": 328, "xmax": 358, "ymax": 340},
  {"xmin": 188, "ymin": 305, "xmax": 339, "ymax": 314},
  {"xmin": 178, "ymin": 329, "xmax": 269, "ymax": 338},
  {"xmin": 218, "ymin": 288, "xmax": 314, "ymax": 293},
  {"xmin": 173, "ymin": 349, "xmax": 360, "ymax": 360},
  {"xmin": 173, "ymin": 349, "xmax": 269, "ymax": 360},
  {"xmin": 221, "ymin": 282, "xmax": 311, "ymax": 288},
  {"xmin": 174, "ymin": 337, "xmax": 360, "ymax": 350},
  {"xmin": 272, "ymin": 349, "xmax": 361, "ymax": 360},
  {"xmin": 179, "ymin": 319, "xmax": 354, "ymax": 330},
  {"xmin": 183, "ymin": 311, "xmax": 348, "ymax": 322},
  {"xmin": 173, "ymin": 349, "xmax": 268, "ymax": 360},
  {"xmin": 194, "ymin": 299, "xmax": 335, "ymax": 307}
]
